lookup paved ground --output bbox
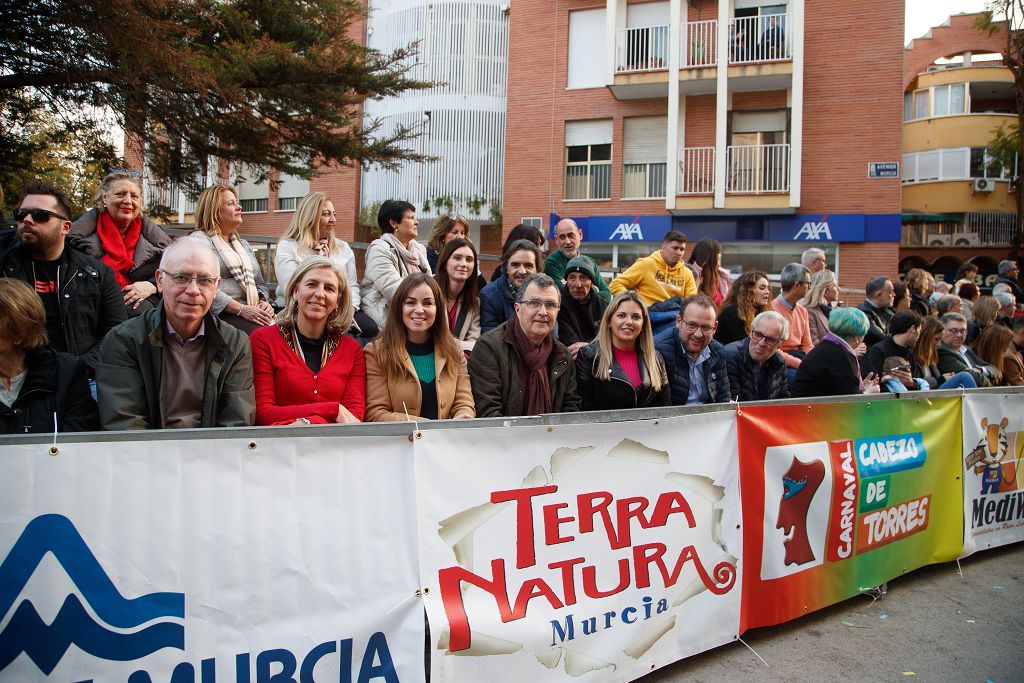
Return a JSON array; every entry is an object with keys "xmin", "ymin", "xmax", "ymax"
[{"xmin": 643, "ymin": 543, "xmax": 1023, "ymax": 683}]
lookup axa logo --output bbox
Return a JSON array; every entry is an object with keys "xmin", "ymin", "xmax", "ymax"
[
  {"xmin": 610, "ymin": 219, "xmax": 643, "ymax": 240},
  {"xmin": 0, "ymin": 514, "xmax": 184, "ymax": 674},
  {"xmin": 794, "ymin": 216, "xmax": 832, "ymax": 241}
]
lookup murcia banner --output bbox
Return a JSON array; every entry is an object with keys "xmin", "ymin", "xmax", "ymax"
[
  {"xmin": 0, "ymin": 434, "xmax": 424, "ymax": 682},
  {"xmin": 961, "ymin": 393, "xmax": 1024, "ymax": 556},
  {"xmin": 736, "ymin": 397, "xmax": 964, "ymax": 631},
  {"xmin": 414, "ymin": 413, "xmax": 742, "ymax": 682}
]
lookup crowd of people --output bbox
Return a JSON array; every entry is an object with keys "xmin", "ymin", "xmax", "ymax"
[{"xmin": 2, "ymin": 179, "xmax": 1023, "ymax": 434}]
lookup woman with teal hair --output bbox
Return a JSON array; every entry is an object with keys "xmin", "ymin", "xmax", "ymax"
[{"xmin": 792, "ymin": 307, "xmax": 879, "ymax": 397}]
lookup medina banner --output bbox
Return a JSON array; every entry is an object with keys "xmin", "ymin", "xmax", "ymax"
[
  {"xmin": 0, "ymin": 434, "xmax": 424, "ymax": 682},
  {"xmin": 414, "ymin": 413, "xmax": 742, "ymax": 682},
  {"xmin": 961, "ymin": 393, "xmax": 1024, "ymax": 556},
  {"xmin": 735, "ymin": 397, "xmax": 964, "ymax": 631}
]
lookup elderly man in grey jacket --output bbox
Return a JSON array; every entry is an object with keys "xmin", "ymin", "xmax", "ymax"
[{"xmin": 96, "ymin": 239, "xmax": 255, "ymax": 429}]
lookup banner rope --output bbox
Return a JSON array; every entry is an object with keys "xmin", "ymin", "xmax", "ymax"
[{"xmin": 737, "ymin": 636, "xmax": 770, "ymax": 668}]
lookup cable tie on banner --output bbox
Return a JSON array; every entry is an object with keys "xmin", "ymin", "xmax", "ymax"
[
  {"xmin": 956, "ymin": 557, "xmax": 963, "ymax": 579},
  {"xmin": 737, "ymin": 636, "xmax": 769, "ymax": 668},
  {"xmin": 49, "ymin": 412, "xmax": 59, "ymax": 456},
  {"xmin": 386, "ymin": 592, "xmax": 420, "ymax": 616},
  {"xmin": 403, "ymin": 401, "xmax": 421, "ymax": 438}
]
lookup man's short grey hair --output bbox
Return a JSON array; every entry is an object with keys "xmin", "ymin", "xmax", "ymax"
[
  {"xmin": 935, "ymin": 294, "xmax": 961, "ymax": 316},
  {"xmin": 159, "ymin": 238, "xmax": 217, "ymax": 271},
  {"xmin": 998, "ymin": 259, "xmax": 1017, "ymax": 276},
  {"xmin": 752, "ymin": 310, "xmax": 790, "ymax": 342},
  {"xmin": 801, "ymin": 247, "xmax": 825, "ymax": 267},
  {"xmin": 780, "ymin": 263, "xmax": 809, "ymax": 291},
  {"xmin": 865, "ymin": 275, "xmax": 891, "ymax": 298},
  {"xmin": 994, "ymin": 291, "xmax": 1016, "ymax": 307},
  {"xmin": 940, "ymin": 312, "xmax": 967, "ymax": 326},
  {"xmin": 516, "ymin": 273, "xmax": 559, "ymax": 301}
]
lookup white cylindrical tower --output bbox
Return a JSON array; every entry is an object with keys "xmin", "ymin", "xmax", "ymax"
[{"xmin": 362, "ymin": 0, "xmax": 509, "ymax": 223}]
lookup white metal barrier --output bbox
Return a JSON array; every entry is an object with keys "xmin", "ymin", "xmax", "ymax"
[
  {"xmin": 683, "ymin": 19, "xmax": 718, "ymax": 68},
  {"xmin": 726, "ymin": 143, "xmax": 791, "ymax": 194},
  {"xmin": 615, "ymin": 25, "xmax": 670, "ymax": 72},
  {"xmin": 678, "ymin": 147, "xmax": 717, "ymax": 195},
  {"xmin": 729, "ymin": 13, "xmax": 791, "ymax": 64}
]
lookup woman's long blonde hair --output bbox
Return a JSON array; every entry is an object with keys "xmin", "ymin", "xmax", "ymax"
[
  {"xmin": 193, "ymin": 185, "xmax": 238, "ymax": 236},
  {"xmin": 282, "ymin": 192, "xmax": 337, "ymax": 254},
  {"xmin": 593, "ymin": 291, "xmax": 665, "ymax": 389},
  {"xmin": 802, "ymin": 269, "xmax": 836, "ymax": 308},
  {"xmin": 275, "ymin": 257, "xmax": 354, "ymax": 336}
]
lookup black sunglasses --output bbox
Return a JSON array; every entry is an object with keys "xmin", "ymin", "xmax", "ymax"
[{"xmin": 14, "ymin": 207, "xmax": 69, "ymax": 223}]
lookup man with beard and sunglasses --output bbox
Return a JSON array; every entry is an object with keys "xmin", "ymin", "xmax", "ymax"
[{"xmin": 1, "ymin": 183, "xmax": 125, "ymax": 373}]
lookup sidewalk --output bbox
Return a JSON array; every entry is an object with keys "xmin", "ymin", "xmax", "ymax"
[{"xmin": 644, "ymin": 543, "xmax": 1023, "ymax": 682}]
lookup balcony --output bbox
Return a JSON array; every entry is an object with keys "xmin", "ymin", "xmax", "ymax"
[
  {"xmin": 678, "ymin": 147, "xmax": 716, "ymax": 195},
  {"xmin": 615, "ymin": 25, "xmax": 669, "ymax": 73},
  {"xmin": 727, "ymin": 144, "xmax": 791, "ymax": 194},
  {"xmin": 683, "ymin": 20, "xmax": 718, "ymax": 68},
  {"xmin": 729, "ymin": 14, "xmax": 791, "ymax": 64}
]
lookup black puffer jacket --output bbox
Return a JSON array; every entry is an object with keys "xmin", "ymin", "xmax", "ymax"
[
  {"xmin": 0, "ymin": 227, "xmax": 126, "ymax": 370},
  {"xmin": 653, "ymin": 327, "xmax": 731, "ymax": 405},
  {"xmin": 574, "ymin": 341, "xmax": 671, "ymax": 411},
  {"xmin": 724, "ymin": 338, "xmax": 790, "ymax": 402},
  {"xmin": 0, "ymin": 346, "xmax": 99, "ymax": 434}
]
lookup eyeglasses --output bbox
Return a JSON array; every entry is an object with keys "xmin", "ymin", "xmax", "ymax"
[
  {"xmin": 14, "ymin": 207, "xmax": 69, "ymax": 223},
  {"xmin": 163, "ymin": 271, "xmax": 219, "ymax": 288},
  {"xmin": 520, "ymin": 299, "xmax": 560, "ymax": 311},
  {"xmin": 681, "ymin": 320, "xmax": 715, "ymax": 335},
  {"xmin": 945, "ymin": 327, "xmax": 967, "ymax": 336},
  {"xmin": 751, "ymin": 329, "xmax": 782, "ymax": 346}
]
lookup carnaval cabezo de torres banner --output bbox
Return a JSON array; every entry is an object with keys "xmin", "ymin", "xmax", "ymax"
[{"xmin": 0, "ymin": 391, "xmax": 1021, "ymax": 681}]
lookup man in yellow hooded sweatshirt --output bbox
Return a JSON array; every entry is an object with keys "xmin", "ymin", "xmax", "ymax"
[{"xmin": 609, "ymin": 230, "xmax": 697, "ymax": 306}]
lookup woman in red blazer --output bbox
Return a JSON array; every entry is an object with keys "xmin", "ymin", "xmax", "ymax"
[{"xmin": 250, "ymin": 257, "xmax": 366, "ymax": 425}]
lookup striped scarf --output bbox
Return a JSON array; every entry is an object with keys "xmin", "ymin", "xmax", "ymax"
[{"xmin": 211, "ymin": 233, "xmax": 259, "ymax": 305}]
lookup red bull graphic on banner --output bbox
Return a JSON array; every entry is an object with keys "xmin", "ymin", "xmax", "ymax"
[
  {"xmin": 415, "ymin": 414, "xmax": 741, "ymax": 682},
  {"xmin": 961, "ymin": 394, "xmax": 1024, "ymax": 556},
  {"xmin": 737, "ymin": 398, "xmax": 962, "ymax": 631}
]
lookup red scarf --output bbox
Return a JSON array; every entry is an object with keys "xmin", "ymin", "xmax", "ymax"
[{"xmin": 97, "ymin": 210, "xmax": 142, "ymax": 288}]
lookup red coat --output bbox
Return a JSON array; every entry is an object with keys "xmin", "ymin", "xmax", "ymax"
[{"xmin": 250, "ymin": 325, "xmax": 366, "ymax": 425}]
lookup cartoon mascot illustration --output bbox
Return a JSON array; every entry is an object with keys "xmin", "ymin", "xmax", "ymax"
[
  {"xmin": 776, "ymin": 456, "xmax": 826, "ymax": 566},
  {"xmin": 965, "ymin": 417, "xmax": 1015, "ymax": 495}
]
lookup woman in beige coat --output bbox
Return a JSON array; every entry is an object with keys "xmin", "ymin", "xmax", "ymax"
[{"xmin": 363, "ymin": 273, "xmax": 475, "ymax": 421}]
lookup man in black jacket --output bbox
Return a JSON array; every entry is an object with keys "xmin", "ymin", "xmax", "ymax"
[
  {"xmin": 864, "ymin": 310, "xmax": 923, "ymax": 390},
  {"xmin": 856, "ymin": 275, "xmax": 894, "ymax": 347},
  {"xmin": 1, "ymin": 183, "xmax": 125, "ymax": 372},
  {"xmin": 654, "ymin": 293, "xmax": 731, "ymax": 405},
  {"xmin": 995, "ymin": 260, "xmax": 1023, "ymax": 303},
  {"xmin": 724, "ymin": 311, "xmax": 790, "ymax": 402},
  {"xmin": 557, "ymin": 256, "xmax": 608, "ymax": 357}
]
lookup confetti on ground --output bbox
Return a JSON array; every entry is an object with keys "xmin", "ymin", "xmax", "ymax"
[
  {"xmin": 841, "ymin": 620, "xmax": 868, "ymax": 628},
  {"xmin": 879, "ymin": 614, "xmax": 889, "ymax": 620},
  {"xmin": 915, "ymin": 589, "xmax": 927, "ymax": 595},
  {"xmin": 902, "ymin": 672, "xmax": 916, "ymax": 676},
  {"xmin": 992, "ymin": 585, "xmax": 1005, "ymax": 590},
  {"xmin": 966, "ymin": 619, "xmax": 976, "ymax": 624}
]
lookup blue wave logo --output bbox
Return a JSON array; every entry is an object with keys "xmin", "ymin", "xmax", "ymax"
[{"xmin": 0, "ymin": 514, "xmax": 184, "ymax": 674}]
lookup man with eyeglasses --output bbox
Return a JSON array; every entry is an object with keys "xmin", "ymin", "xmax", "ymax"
[
  {"xmin": 0, "ymin": 183, "xmax": 125, "ymax": 373},
  {"xmin": 469, "ymin": 273, "xmax": 580, "ymax": 417},
  {"xmin": 544, "ymin": 219, "xmax": 612, "ymax": 303},
  {"xmin": 654, "ymin": 294, "xmax": 731, "ymax": 405},
  {"xmin": 937, "ymin": 312, "xmax": 996, "ymax": 388},
  {"xmin": 95, "ymin": 240, "xmax": 255, "ymax": 429},
  {"xmin": 724, "ymin": 311, "xmax": 790, "ymax": 402},
  {"xmin": 771, "ymin": 263, "xmax": 814, "ymax": 381}
]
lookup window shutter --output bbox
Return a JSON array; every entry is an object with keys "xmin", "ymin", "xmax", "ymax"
[
  {"xmin": 623, "ymin": 116, "xmax": 667, "ymax": 164},
  {"xmin": 565, "ymin": 119, "xmax": 613, "ymax": 147}
]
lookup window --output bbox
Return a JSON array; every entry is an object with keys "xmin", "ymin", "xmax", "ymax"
[
  {"xmin": 623, "ymin": 116, "xmax": 667, "ymax": 198},
  {"xmin": 914, "ymin": 90, "xmax": 929, "ymax": 119},
  {"xmin": 235, "ymin": 164, "xmax": 268, "ymax": 213},
  {"xmin": 564, "ymin": 120, "xmax": 613, "ymax": 200},
  {"xmin": 905, "ymin": 83, "xmax": 967, "ymax": 120},
  {"xmin": 902, "ymin": 147, "xmax": 1018, "ymax": 183},
  {"xmin": 904, "ymin": 93, "xmax": 913, "ymax": 122},
  {"xmin": 520, "ymin": 217, "xmax": 543, "ymax": 228},
  {"xmin": 567, "ymin": 9, "xmax": 606, "ymax": 89},
  {"xmin": 275, "ymin": 169, "xmax": 310, "ymax": 212}
]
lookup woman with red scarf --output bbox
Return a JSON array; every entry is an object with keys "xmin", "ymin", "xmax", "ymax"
[{"xmin": 70, "ymin": 171, "xmax": 172, "ymax": 317}]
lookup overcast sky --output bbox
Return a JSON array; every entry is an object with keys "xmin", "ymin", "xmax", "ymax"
[{"xmin": 905, "ymin": 0, "xmax": 991, "ymax": 44}]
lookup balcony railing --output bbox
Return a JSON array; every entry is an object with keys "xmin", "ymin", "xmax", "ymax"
[
  {"xmin": 683, "ymin": 20, "xmax": 717, "ymax": 68},
  {"xmin": 622, "ymin": 163, "xmax": 667, "ymax": 198},
  {"xmin": 727, "ymin": 143, "xmax": 791, "ymax": 194},
  {"xmin": 615, "ymin": 25, "xmax": 669, "ymax": 73},
  {"xmin": 678, "ymin": 147, "xmax": 716, "ymax": 195},
  {"xmin": 729, "ymin": 14, "xmax": 791, "ymax": 64}
]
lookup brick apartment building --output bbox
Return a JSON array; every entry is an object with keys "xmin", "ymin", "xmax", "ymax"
[{"xmin": 502, "ymin": 0, "xmax": 904, "ymax": 296}]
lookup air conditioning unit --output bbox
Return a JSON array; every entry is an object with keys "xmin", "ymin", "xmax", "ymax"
[
  {"xmin": 973, "ymin": 178, "xmax": 995, "ymax": 193},
  {"xmin": 927, "ymin": 234, "xmax": 952, "ymax": 246},
  {"xmin": 952, "ymin": 232, "xmax": 981, "ymax": 246}
]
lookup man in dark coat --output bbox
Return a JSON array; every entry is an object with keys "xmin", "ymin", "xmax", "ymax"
[
  {"xmin": 1, "ymin": 183, "xmax": 125, "ymax": 372},
  {"xmin": 479, "ymin": 239, "xmax": 541, "ymax": 333},
  {"xmin": 654, "ymin": 294, "xmax": 731, "ymax": 405},
  {"xmin": 557, "ymin": 256, "xmax": 608, "ymax": 357},
  {"xmin": 856, "ymin": 275, "xmax": 894, "ymax": 347},
  {"xmin": 724, "ymin": 311, "xmax": 790, "ymax": 402}
]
